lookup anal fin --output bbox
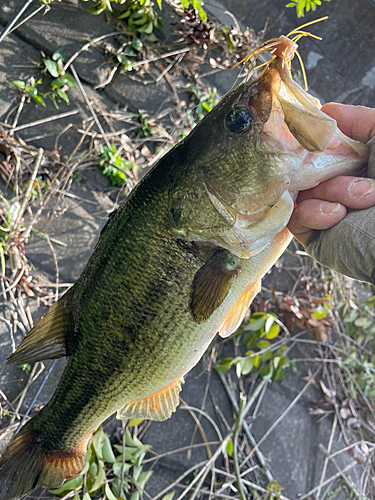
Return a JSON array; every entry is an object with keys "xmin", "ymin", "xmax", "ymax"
[
  {"xmin": 7, "ymin": 288, "xmax": 73, "ymax": 365},
  {"xmin": 117, "ymin": 379, "xmax": 184, "ymax": 422},
  {"xmin": 218, "ymin": 281, "xmax": 261, "ymax": 338}
]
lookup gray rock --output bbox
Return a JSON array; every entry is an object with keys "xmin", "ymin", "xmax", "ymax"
[
  {"xmin": 0, "ymin": 27, "xmax": 41, "ymax": 120},
  {"xmin": 0, "ymin": 0, "xmax": 116, "ymax": 87}
]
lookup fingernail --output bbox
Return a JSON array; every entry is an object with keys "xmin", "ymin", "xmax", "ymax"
[
  {"xmin": 349, "ymin": 178, "xmax": 375, "ymax": 198},
  {"xmin": 320, "ymin": 202, "xmax": 341, "ymax": 214}
]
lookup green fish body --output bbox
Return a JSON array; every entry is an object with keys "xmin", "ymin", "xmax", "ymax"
[{"xmin": 0, "ymin": 58, "xmax": 369, "ymax": 499}]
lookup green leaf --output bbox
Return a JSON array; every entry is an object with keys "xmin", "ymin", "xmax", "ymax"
[
  {"xmin": 57, "ymin": 89, "xmax": 70, "ymax": 104},
  {"xmin": 89, "ymin": 461, "xmax": 98, "ymax": 480},
  {"xmin": 260, "ymin": 363, "xmax": 274, "ymax": 380},
  {"xmin": 12, "ymin": 80, "xmax": 26, "ymax": 89},
  {"xmin": 261, "ymin": 350, "xmax": 272, "ymax": 362},
  {"xmin": 354, "ymin": 316, "xmax": 370, "ymax": 328},
  {"xmin": 105, "ymin": 483, "xmax": 118, "ymax": 500},
  {"xmin": 226, "ymin": 440, "xmax": 233, "ymax": 456},
  {"xmin": 92, "ymin": 428, "xmax": 105, "ymax": 460},
  {"xmin": 162, "ymin": 493, "xmax": 175, "ymax": 500},
  {"xmin": 265, "ymin": 324, "xmax": 280, "ymax": 339},
  {"xmin": 139, "ymin": 470, "xmax": 153, "ymax": 488},
  {"xmin": 132, "ymin": 15, "xmax": 149, "ymax": 25},
  {"xmin": 49, "ymin": 474, "xmax": 83, "ymax": 494},
  {"xmin": 197, "ymin": 5, "xmax": 207, "ymax": 22},
  {"xmin": 257, "ymin": 340, "xmax": 271, "ymax": 350},
  {"xmin": 132, "ymin": 38, "xmax": 143, "ymax": 51},
  {"xmin": 138, "ymin": 21, "xmax": 154, "ymax": 33},
  {"xmin": 87, "ymin": 3, "xmax": 106, "ymax": 15},
  {"xmin": 118, "ymin": 9, "xmax": 131, "ymax": 19},
  {"xmin": 240, "ymin": 357, "xmax": 254, "ymax": 375},
  {"xmin": 273, "ymin": 368, "xmax": 285, "ymax": 381},
  {"xmin": 129, "ymin": 418, "xmax": 144, "ymax": 427},
  {"xmin": 89, "ymin": 466, "xmax": 106, "ymax": 493},
  {"xmin": 43, "ymin": 58, "xmax": 60, "ymax": 77},
  {"xmin": 32, "ymin": 94, "xmax": 46, "ymax": 107},
  {"xmin": 156, "ymin": 0, "xmax": 162, "ymax": 8},
  {"xmin": 102, "ymin": 434, "xmax": 116, "ymax": 463},
  {"xmin": 83, "ymin": 493, "xmax": 91, "ymax": 500},
  {"xmin": 245, "ymin": 317, "xmax": 266, "ymax": 332},
  {"xmin": 253, "ymin": 354, "xmax": 260, "ymax": 369},
  {"xmin": 214, "ymin": 364, "xmax": 231, "ymax": 373},
  {"xmin": 52, "ymin": 49, "xmax": 66, "ymax": 62},
  {"xmin": 56, "ymin": 74, "xmax": 77, "ymax": 88}
]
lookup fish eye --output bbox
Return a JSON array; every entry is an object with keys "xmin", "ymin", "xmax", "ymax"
[{"xmin": 225, "ymin": 105, "xmax": 253, "ymax": 134}]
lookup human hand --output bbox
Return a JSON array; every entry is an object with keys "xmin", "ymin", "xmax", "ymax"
[{"xmin": 287, "ymin": 103, "xmax": 375, "ymax": 246}]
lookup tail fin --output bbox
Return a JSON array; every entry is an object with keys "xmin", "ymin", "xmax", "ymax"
[{"xmin": 0, "ymin": 421, "xmax": 87, "ymax": 499}]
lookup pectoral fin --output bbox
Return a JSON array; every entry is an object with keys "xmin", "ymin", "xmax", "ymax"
[
  {"xmin": 278, "ymin": 95, "xmax": 336, "ymax": 152},
  {"xmin": 218, "ymin": 281, "xmax": 261, "ymax": 338},
  {"xmin": 190, "ymin": 249, "xmax": 241, "ymax": 323},
  {"xmin": 7, "ymin": 288, "xmax": 73, "ymax": 365},
  {"xmin": 117, "ymin": 379, "xmax": 184, "ymax": 421}
]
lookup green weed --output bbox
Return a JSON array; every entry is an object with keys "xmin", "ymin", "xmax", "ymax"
[
  {"xmin": 215, "ymin": 312, "xmax": 288, "ymax": 382},
  {"xmin": 98, "ymin": 143, "xmax": 137, "ymax": 186},
  {"xmin": 286, "ymin": 0, "xmax": 331, "ymax": 18}
]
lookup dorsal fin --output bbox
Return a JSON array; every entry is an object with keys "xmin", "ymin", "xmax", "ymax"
[
  {"xmin": 7, "ymin": 288, "xmax": 74, "ymax": 365},
  {"xmin": 218, "ymin": 281, "xmax": 261, "ymax": 338},
  {"xmin": 117, "ymin": 379, "xmax": 184, "ymax": 422}
]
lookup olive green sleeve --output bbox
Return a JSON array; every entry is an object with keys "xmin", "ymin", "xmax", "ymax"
[
  {"xmin": 305, "ymin": 206, "xmax": 375, "ymax": 284},
  {"xmin": 305, "ymin": 136, "xmax": 375, "ymax": 285}
]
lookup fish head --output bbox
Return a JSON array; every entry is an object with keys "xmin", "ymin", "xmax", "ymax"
[{"xmin": 170, "ymin": 58, "xmax": 369, "ymax": 258}]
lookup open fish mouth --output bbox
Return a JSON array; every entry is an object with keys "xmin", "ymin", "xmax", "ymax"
[{"xmin": 260, "ymin": 57, "xmax": 369, "ymax": 194}]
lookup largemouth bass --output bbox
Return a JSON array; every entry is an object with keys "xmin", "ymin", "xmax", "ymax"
[{"xmin": 0, "ymin": 28, "xmax": 369, "ymax": 499}]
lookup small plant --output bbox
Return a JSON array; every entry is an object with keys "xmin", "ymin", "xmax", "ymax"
[
  {"xmin": 286, "ymin": 0, "xmax": 330, "ymax": 18},
  {"xmin": 42, "ymin": 50, "xmax": 77, "ymax": 108},
  {"xmin": 49, "ymin": 426, "xmax": 153, "ymax": 500},
  {"xmin": 12, "ymin": 50, "xmax": 76, "ymax": 109},
  {"xmin": 215, "ymin": 312, "xmax": 288, "ymax": 381},
  {"xmin": 117, "ymin": 0, "xmax": 163, "ymax": 35},
  {"xmin": 12, "ymin": 77, "xmax": 45, "ymax": 107},
  {"xmin": 116, "ymin": 36, "xmax": 144, "ymax": 72},
  {"xmin": 137, "ymin": 110, "xmax": 153, "ymax": 138},
  {"xmin": 98, "ymin": 143, "xmax": 136, "ymax": 186}
]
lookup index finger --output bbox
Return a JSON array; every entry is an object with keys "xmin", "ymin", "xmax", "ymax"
[{"xmin": 321, "ymin": 103, "xmax": 375, "ymax": 143}]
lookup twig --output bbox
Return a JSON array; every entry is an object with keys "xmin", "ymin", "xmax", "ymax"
[
  {"xmin": 132, "ymin": 47, "xmax": 191, "ymax": 68},
  {"xmin": 241, "ymin": 365, "xmax": 322, "ymax": 468},
  {"xmin": 10, "ymin": 109, "xmax": 80, "ymax": 133},
  {"xmin": 10, "ymin": 95, "xmax": 26, "ymax": 136},
  {"xmin": 298, "ymin": 461, "xmax": 357, "ymax": 499},
  {"xmin": 45, "ymin": 235, "xmax": 59, "ymax": 303},
  {"xmin": 9, "ymin": 362, "xmax": 44, "ymax": 425},
  {"xmin": 12, "ymin": 147, "xmax": 43, "ymax": 231},
  {"xmin": 319, "ymin": 444, "xmax": 360, "ymax": 498},
  {"xmin": 15, "ymin": 360, "xmax": 57, "ymax": 434},
  {"xmin": 232, "ymin": 393, "xmax": 247, "ymax": 500},
  {"xmin": 94, "ymin": 64, "xmax": 120, "ymax": 90},
  {"xmin": 0, "ymin": 317, "xmax": 14, "ymax": 351},
  {"xmin": 316, "ymin": 413, "xmax": 337, "ymax": 500},
  {"xmin": 7, "ymin": 4, "xmax": 45, "ymax": 35},
  {"xmin": 218, "ymin": 373, "xmax": 273, "ymax": 482},
  {"xmin": 0, "ymin": 0, "xmax": 36, "ymax": 44},
  {"xmin": 64, "ymin": 32, "xmax": 118, "ymax": 72},
  {"xmin": 70, "ymin": 65, "xmax": 110, "ymax": 148},
  {"xmin": 143, "ymin": 442, "xmax": 221, "ymax": 464},
  {"xmin": 120, "ymin": 420, "xmax": 127, "ymax": 495}
]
